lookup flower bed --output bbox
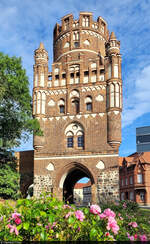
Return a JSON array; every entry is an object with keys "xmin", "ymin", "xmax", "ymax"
[{"xmin": 0, "ymin": 194, "xmax": 150, "ymax": 241}]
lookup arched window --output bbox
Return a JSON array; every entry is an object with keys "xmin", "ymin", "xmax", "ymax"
[
  {"xmin": 85, "ymin": 96, "xmax": 92, "ymax": 111},
  {"xmin": 110, "ymin": 83, "xmax": 115, "ymax": 107},
  {"xmin": 66, "ymin": 131, "xmax": 74, "ymax": 148},
  {"xmin": 115, "ymin": 83, "xmax": 120, "ymax": 107},
  {"xmin": 37, "ymin": 91, "xmax": 41, "ymax": 114},
  {"xmin": 65, "ymin": 122, "xmax": 84, "ymax": 149},
  {"xmin": 41, "ymin": 92, "xmax": 46, "ymax": 114},
  {"xmin": 33, "ymin": 93, "xmax": 36, "ymax": 115},
  {"xmin": 77, "ymin": 131, "xmax": 84, "ymax": 148},
  {"xmin": 72, "ymin": 98, "xmax": 80, "ymax": 114},
  {"xmin": 58, "ymin": 99, "xmax": 65, "ymax": 114}
]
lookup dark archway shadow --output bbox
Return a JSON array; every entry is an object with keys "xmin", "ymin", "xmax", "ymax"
[{"xmin": 63, "ymin": 163, "xmax": 94, "ymax": 204}]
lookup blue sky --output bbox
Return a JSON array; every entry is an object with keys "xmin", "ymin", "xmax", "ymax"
[{"xmin": 1, "ymin": 0, "xmax": 150, "ymax": 156}]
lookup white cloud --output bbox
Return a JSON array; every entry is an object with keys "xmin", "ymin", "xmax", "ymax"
[{"xmin": 122, "ymin": 65, "xmax": 150, "ymax": 127}]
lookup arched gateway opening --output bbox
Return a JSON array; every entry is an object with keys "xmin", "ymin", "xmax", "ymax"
[{"xmin": 59, "ymin": 163, "xmax": 95, "ymax": 204}]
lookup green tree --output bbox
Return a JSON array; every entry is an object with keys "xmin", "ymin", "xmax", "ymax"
[
  {"xmin": 0, "ymin": 154, "xmax": 20, "ymax": 199},
  {"xmin": 0, "ymin": 52, "xmax": 42, "ymax": 148},
  {"xmin": 0, "ymin": 52, "xmax": 42, "ymax": 199}
]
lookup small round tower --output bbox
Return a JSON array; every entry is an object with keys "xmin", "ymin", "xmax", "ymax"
[
  {"xmin": 33, "ymin": 43, "xmax": 48, "ymax": 150},
  {"xmin": 105, "ymin": 31, "xmax": 122, "ymax": 150}
]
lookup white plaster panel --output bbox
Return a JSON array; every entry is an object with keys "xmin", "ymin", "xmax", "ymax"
[
  {"xmin": 46, "ymin": 163, "xmax": 54, "ymax": 171},
  {"xmin": 96, "ymin": 95, "xmax": 104, "ymax": 102},
  {"xmin": 48, "ymin": 99, "xmax": 55, "ymax": 106},
  {"xmin": 96, "ymin": 160, "xmax": 105, "ymax": 169}
]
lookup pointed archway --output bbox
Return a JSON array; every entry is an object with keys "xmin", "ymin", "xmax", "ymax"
[{"xmin": 58, "ymin": 162, "xmax": 95, "ymax": 204}]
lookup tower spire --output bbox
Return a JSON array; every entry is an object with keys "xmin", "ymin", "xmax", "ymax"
[
  {"xmin": 109, "ymin": 31, "xmax": 116, "ymax": 40},
  {"xmin": 39, "ymin": 42, "xmax": 45, "ymax": 49}
]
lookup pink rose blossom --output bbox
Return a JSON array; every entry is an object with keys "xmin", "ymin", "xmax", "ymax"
[
  {"xmin": 120, "ymin": 217, "xmax": 123, "ymax": 220},
  {"xmin": 127, "ymin": 232, "xmax": 135, "ymax": 241},
  {"xmin": 75, "ymin": 210, "xmax": 85, "ymax": 222},
  {"xmin": 7, "ymin": 224, "xmax": 19, "ymax": 236},
  {"xmin": 132, "ymin": 222, "xmax": 138, "ymax": 228},
  {"xmin": 134, "ymin": 234, "xmax": 138, "ymax": 239},
  {"xmin": 106, "ymin": 217, "xmax": 119, "ymax": 234},
  {"xmin": 14, "ymin": 217, "xmax": 22, "ymax": 225},
  {"xmin": 128, "ymin": 222, "xmax": 138, "ymax": 228},
  {"xmin": 90, "ymin": 204, "xmax": 101, "ymax": 215},
  {"xmin": 103, "ymin": 208, "xmax": 116, "ymax": 218},
  {"xmin": 12, "ymin": 212, "xmax": 21, "ymax": 219},
  {"xmin": 118, "ymin": 213, "xmax": 121, "ymax": 217},
  {"xmin": 99, "ymin": 213, "xmax": 106, "ymax": 219},
  {"xmin": 139, "ymin": 234, "xmax": 147, "ymax": 242},
  {"xmin": 65, "ymin": 212, "xmax": 72, "ymax": 219},
  {"xmin": 129, "ymin": 235, "xmax": 135, "ymax": 241}
]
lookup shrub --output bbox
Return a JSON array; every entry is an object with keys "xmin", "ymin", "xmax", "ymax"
[{"xmin": 0, "ymin": 194, "xmax": 149, "ymax": 241}]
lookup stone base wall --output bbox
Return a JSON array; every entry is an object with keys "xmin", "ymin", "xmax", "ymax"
[
  {"xmin": 34, "ymin": 175, "xmax": 53, "ymax": 197},
  {"xmin": 97, "ymin": 166, "xmax": 119, "ymax": 204}
]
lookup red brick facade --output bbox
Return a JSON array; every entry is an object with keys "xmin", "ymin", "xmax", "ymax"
[
  {"xmin": 119, "ymin": 152, "xmax": 150, "ymax": 205},
  {"xmin": 32, "ymin": 12, "xmax": 122, "ymax": 203}
]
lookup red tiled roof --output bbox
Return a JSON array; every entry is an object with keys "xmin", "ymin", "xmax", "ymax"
[
  {"xmin": 119, "ymin": 152, "xmax": 150, "ymax": 166},
  {"xmin": 74, "ymin": 181, "xmax": 91, "ymax": 189}
]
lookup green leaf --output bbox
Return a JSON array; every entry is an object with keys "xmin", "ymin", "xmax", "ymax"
[
  {"xmin": 40, "ymin": 211, "xmax": 47, "ymax": 217},
  {"xmin": 84, "ymin": 208, "xmax": 89, "ymax": 215},
  {"xmin": 23, "ymin": 222, "xmax": 30, "ymax": 230},
  {"xmin": 17, "ymin": 223, "xmax": 22, "ymax": 230},
  {"xmin": 40, "ymin": 231, "xmax": 47, "ymax": 241},
  {"xmin": 90, "ymin": 228, "xmax": 97, "ymax": 239},
  {"xmin": 48, "ymin": 215, "xmax": 54, "ymax": 223},
  {"xmin": 68, "ymin": 216, "xmax": 75, "ymax": 224}
]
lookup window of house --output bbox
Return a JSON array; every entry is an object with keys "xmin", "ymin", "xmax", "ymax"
[
  {"xmin": 129, "ymin": 176, "xmax": 133, "ymax": 185},
  {"xmin": 85, "ymin": 96, "xmax": 92, "ymax": 112},
  {"xmin": 72, "ymin": 99, "xmax": 80, "ymax": 114},
  {"xmin": 60, "ymin": 105, "xmax": 65, "ymax": 113},
  {"xmin": 137, "ymin": 174, "xmax": 143, "ymax": 184},
  {"xmin": 125, "ymin": 178, "xmax": 128, "ymax": 185},
  {"xmin": 129, "ymin": 191, "xmax": 134, "ymax": 201},
  {"xmin": 64, "ymin": 18, "xmax": 69, "ymax": 30},
  {"xmin": 140, "ymin": 192, "xmax": 145, "ymax": 201},
  {"xmin": 58, "ymin": 99, "xmax": 65, "ymax": 114},
  {"xmin": 121, "ymin": 192, "xmax": 125, "ymax": 201},
  {"xmin": 78, "ymin": 135, "xmax": 84, "ymax": 148},
  {"xmin": 67, "ymin": 137, "xmax": 73, "ymax": 148},
  {"xmin": 82, "ymin": 16, "xmax": 90, "ymax": 27},
  {"xmin": 76, "ymin": 72, "xmax": 80, "ymax": 78},
  {"xmin": 74, "ymin": 42, "xmax": 79, "ymax": 48},
  {"xmin": 55, "ymin": 75, "xmax": 59, "ymax": 80},
  {"xmin": 86, "ymin": 103, "xmax": 92, "ymax": 111},
  {"xmin": 62, "ymin": 73, "xmax": 66, "ymax": 79},
  {"xmin": 65, "ymin": 122, "xmax": 84, "ymax": 150},
  {"xmin": 84, "ymin": 71, "xmax": 89, "ymax": 76},
  {"xmin": 121, "ymin": 178, "xmax": 124, "ymax": 186}
]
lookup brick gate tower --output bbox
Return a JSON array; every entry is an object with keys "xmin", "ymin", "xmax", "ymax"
[{"xmin": 33, "ymin": 12, "xmax": 122, "ymax": 203}]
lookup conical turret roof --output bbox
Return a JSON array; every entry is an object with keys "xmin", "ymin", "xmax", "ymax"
[
  {"xmin": 110, "ymin": 32, "xmax": 116, "ymax": 40},
  {"xmin": 39, "ymin": 42, "xmax": 45, "ymax": 49}
]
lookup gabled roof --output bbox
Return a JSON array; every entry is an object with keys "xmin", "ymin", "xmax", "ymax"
[{"xmin": 119, "ymin": 152, "xmax": 150, "ymax": 167}]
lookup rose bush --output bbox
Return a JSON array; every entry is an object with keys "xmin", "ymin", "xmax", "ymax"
[{"xmin": 0, "ymin": 194, "xmax": 149, "ymax": 241}]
